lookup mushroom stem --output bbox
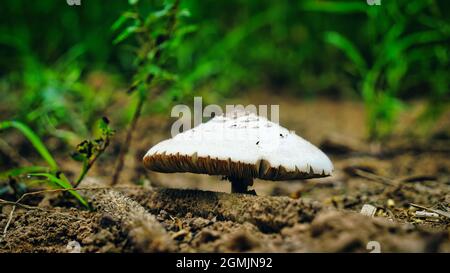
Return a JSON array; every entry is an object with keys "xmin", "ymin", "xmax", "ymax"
[{"xmin": 229, "ymin": 176, "xmax": 255, "ymax": 195}]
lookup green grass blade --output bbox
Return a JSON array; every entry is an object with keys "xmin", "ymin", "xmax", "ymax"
[
  {"xmin": 324, "ymin": 31, "xmax": 367, "ymax": 75},
  {"xmin": 0, "ymin": 166, "xmax": 49, "ymax": 179},
  {"xmin": 0, "ymin": 121, "xmax": 58, "ymax": 171},
  {"xmin": 28, "ymin": 173, "xmax": 89, "ymax": 208}
]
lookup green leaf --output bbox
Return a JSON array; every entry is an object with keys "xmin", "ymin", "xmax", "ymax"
[
  {"xmin": 177, "ymin": 9, "xmax": 191, "ymax": 18},
  {"xmin": 28, "ymin": 173, "xmax": 89, "ymax": 208},
  {"xmin": 174, "ymin": 25, "xmax": 197, "ymax": 38},
  {"xmin": 324, "ymin": 31, "xmax": 367, "ymax": 74},
  {"xmin": 150, "ymin": 64, "xmax": 178, "ymax": 80},
  {"xmin": 144, "ymin": 3, "xmax": 174, "ymax": 26},
  {"xmin": 98, "ymin": 116, "xmax": 111, "ymax": 133},
  {"xmin": 0, "ymin": 121, "xmax": 58, "ymax": 171},
  {"xmin": 111, "ymin": 12, "xmax": 137, "ymax": 31},
  {"xmin": 71, "ymin": 152, "xmax": 86, "ymax": 162},
  {"xmin": 113, "ymin": 25, "xmax": 139, "ymax": 45},
  {"xmin": 128, "ymin": 0, "xmax": 139, "ymax": 5}
]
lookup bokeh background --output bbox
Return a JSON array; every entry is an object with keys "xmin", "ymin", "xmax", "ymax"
[
  {"xmin": 1, "ymin": 1, "xmax": 450, "ymax": 254},
  {"xmin": 0, "ymin": 0, "xmax": 449, "ymax": 192}
]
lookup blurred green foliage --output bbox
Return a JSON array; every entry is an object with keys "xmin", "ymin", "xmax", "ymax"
[
  {"xmin": 319, "ymin": 0, "xmax": 450, "ymax": 138},
  {"xmin": 0, "ymin": 0, "xmax": 449, "ymax": 141},
  {"xmin": 109, "ymin": 0, "xmax": 194, "ymax": 184},
  {"xmin": 112, "ymin": 0, "xmax": 192, "ymax": 104}
]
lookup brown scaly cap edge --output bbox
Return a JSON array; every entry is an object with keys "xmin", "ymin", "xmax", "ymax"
[{"xmin": 143, "ymin": 153, "xmax": 329, "ymax": 181}]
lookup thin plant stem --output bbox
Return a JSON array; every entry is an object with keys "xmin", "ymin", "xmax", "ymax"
[
  {"xmin": 111, "ymin": 0, "xmax": 180, "ymax": 185},
  {"xmin": 111, "ymin": 95, "xmax": 145, "ymax": 185}
]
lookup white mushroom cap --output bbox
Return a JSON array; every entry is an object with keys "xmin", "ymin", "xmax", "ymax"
[{"xmin": 143, "ymin": 111, "xmax": 333, "ymax": 180}]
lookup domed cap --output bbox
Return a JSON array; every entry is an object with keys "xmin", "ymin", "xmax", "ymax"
[{"xmin": 143, "ymin": 111, "xmax": 333, "ymax": 181}]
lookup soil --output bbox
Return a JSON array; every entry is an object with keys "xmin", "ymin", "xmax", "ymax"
[{"xmin": 0, "ymin": 90, "xmax": 449, "ymax": 253}]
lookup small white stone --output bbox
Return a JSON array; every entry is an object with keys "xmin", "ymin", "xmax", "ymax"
[
  {"xmin": 66, "ymin": 240, "xmax": 82, "ymax": 253},
  {"xmin": 415, "ymin": 210, "xmax": 439, "ymax": 218}
]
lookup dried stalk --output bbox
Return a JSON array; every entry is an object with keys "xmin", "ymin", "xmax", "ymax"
[{"xmin": 79, "ymin": 179, "xmax": 175, "ymax": 252}]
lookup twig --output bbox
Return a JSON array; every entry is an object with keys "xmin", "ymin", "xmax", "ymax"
[
  {"xmin": 0, "ymin": 205, "xmax": 15, "ymax": 243},
  {"xmin": 353, "ymin": 169, "xmax": 396, "ymax": 187},
  {"xmin": 396, "ymin": 175, "xmax": 437, "ymax": 183},
  {"xmin": 0, "ymin": 185, "xmax": 135, "ymax": 242},
  {"xmin": 14, "ymin": 185, "xmax": 136, "ymax": 204},
  {"xmin": 0, "ymin": 199, "xmax": 40, "ymax": 210},
  {"xmin": 410, "ymin": 203, "xmax": 450, "ymax": 219},
  {"xmin": 352, "ymin": 169, "xmax": 430, "ymax": 194},
  {"xmin": 111, "ymin": 96, "xmax": 145, "ymax": 186},
  {"xmin": 0, "ymin": 186, "xmax": 136, "ymax": 211}
]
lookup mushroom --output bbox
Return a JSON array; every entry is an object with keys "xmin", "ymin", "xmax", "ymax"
[{"xmin": 143, "ymin": 110, "xmax": 333, "ymax": 194}]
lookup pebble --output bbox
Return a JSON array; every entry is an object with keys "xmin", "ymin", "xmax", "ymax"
[{"xmin": 66, "ymin": 240, "xmax": 82, "ymax": 253}]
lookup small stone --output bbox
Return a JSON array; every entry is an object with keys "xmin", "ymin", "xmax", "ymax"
[
  {"xmin": 66, "ymin": 240, "xmax": 82, "ymax": 253},
  {"xmin": 415, "ymin": 210, "xmax": 439, "ymax": 219}
]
